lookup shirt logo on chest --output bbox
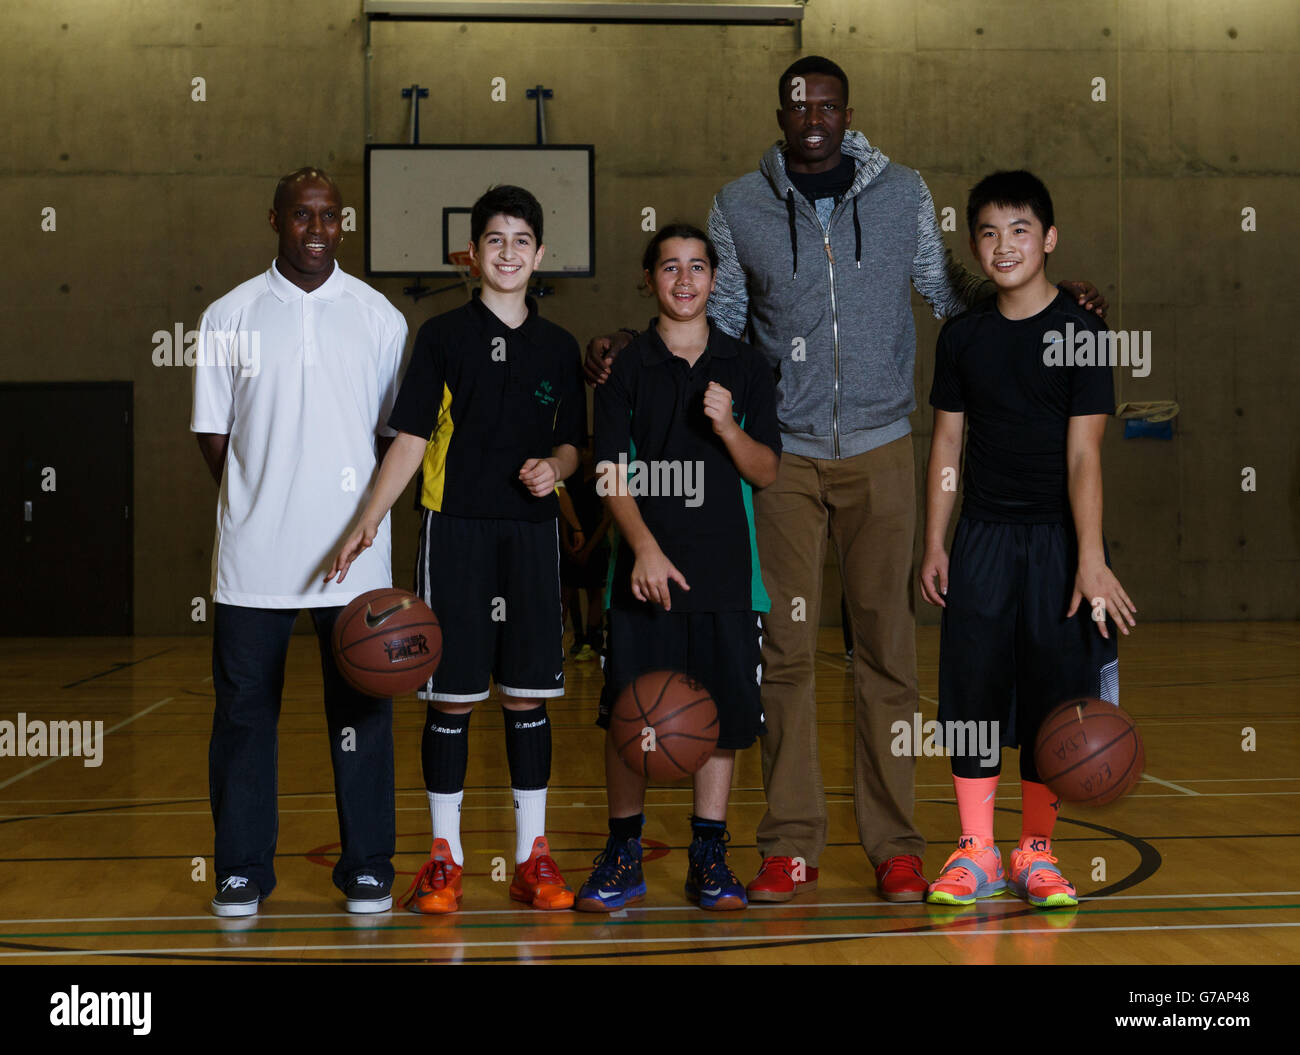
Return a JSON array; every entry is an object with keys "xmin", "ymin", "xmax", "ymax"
[{"xmin": 534, "ymin": 379, "xmax": 557, "ymax": 407}]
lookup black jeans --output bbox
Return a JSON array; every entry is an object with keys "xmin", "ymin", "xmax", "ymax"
[{"xmin": 209, "ymin": 603, "xmax": 395, "ymax": 896}]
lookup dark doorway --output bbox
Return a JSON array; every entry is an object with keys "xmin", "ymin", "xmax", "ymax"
[{"xmin": 0, "ymin": 382, "xmax": 133, "ymax": 634}]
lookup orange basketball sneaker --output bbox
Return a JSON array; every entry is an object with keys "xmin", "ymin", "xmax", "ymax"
[
  {"xmin": 401, "ymin": 838, "xmax": 463, "ymax": 914},
  {"xmin": 510, "ymin": 835, "xmax": 575, "ymax": 910}
]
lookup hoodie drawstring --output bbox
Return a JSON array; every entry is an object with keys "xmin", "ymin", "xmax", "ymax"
[
  {"xmin": 785, "ymin": 188, "xmax": 798, "ymax": 278},
  {"xmin": 852, "ymin": 196, "xmax": 862, "ymax": 269}
]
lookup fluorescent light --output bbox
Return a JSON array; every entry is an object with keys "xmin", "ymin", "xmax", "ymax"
[{"xmin": 363, "ymin": 1, "xmax": 804, "ymax": 25}]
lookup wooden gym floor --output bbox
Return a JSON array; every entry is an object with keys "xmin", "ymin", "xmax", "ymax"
[{"xmin": 0, "ymin": 622, "xmax": 1297, "ymax": 965}]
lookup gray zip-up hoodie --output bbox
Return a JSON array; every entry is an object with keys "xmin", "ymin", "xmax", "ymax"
[{"xmin": 706, "ymin": 130, "xmax": 989, "ymax": 459}]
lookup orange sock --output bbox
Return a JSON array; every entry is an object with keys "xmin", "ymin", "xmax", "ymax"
[
  {"xmin": 953, "ymin": 775, "xmax": 999, "ymax": 844},
  {"xmin": 1020, "ymin": 780, "xmax": 1061, "ymax": 853}
]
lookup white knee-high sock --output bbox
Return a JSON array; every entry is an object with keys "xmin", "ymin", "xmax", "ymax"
[
  {"xmin": 428, "ymin": 790, "xmax": 464, "ymax": 866},
  {"xmin": 513, "ymin": 787, "xmax": 548, "ymax": 864}
]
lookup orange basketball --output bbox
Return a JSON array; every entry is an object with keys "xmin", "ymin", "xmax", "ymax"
[
  {"xmin": 331, "ymin": 588, "xmax": 441, "ymax": 697},
  {"xmin": 1034, "ymin": 697, "xmax": 1145, "ymax": 805},
  {"xmin": 612, "ymin": 670, "xmax": 718, "ymax": 782}
]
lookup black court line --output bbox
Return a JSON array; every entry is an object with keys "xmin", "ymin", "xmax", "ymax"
[
  {"xmin": 1142, "ymin": 673, "xmax": 1300, "ymax": 690},
  {"xmin": 59, "ymin": 648, "xmax": 176, "ymax": 689},
  {"xmin": 0, "ymin": 797, "xmax": 203, "ymax": 826}
]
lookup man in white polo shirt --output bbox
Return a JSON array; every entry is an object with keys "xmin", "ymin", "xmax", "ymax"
[{"xmin": 191, "ymin": 167, "xmax": 408, "ymax": 917}]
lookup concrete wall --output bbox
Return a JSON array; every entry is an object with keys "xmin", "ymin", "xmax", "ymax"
[{"xmin": 2, "ymin": 0, "xmax": 1296, "ymax": 632}]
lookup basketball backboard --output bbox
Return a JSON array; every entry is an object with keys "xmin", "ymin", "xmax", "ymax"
[{"xmin": 365, "ymin": 144, "xmax": 595, "ymax": 277}]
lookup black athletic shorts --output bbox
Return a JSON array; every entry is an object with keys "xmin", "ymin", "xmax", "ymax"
[
  {"xmin": 414, "ymin": 510, "xmax": 564, "ymax": 703},
  {"xmin": 938, "ymin": 518, "xmax": 1120, "ymax": 779},
  {"xmin": 596, "ymin": 607, "xmax": 766, "ymax": 751}
]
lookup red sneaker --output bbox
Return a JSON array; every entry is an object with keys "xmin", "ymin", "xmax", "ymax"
[
  {"xmin": 745, "ymin": 855, "xmax": 819, "ymax": 902},
  {"xmin": 509, "ymin": 836, "xmax": 575, "ymax": 910},
  {"xmin": 401, "ymin": 838, "xmax": 463, "ymax": 915},
  {"xmin": 875, "ymin": 854, "xmax": 928, "ymax": 902}
]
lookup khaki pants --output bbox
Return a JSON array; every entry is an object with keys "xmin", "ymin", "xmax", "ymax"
[{"xmin": 754, "ymin": 437, "xmax": 924, "ymax": 868}]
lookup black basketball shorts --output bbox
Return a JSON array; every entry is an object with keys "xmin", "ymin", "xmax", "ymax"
[
  {"xmin": 596, "ymin": 607, "xmax": 766, "ymax": 751},
  {"xmin": 414, "ymin": 510, "xmax": 564, "ymax": 703},
  {"xmin": 937, "ymin": 518, "xmax": 1120, "ymax": 778}
]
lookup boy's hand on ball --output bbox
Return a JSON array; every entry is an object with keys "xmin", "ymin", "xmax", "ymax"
[
  {"xmin": 327, "ymin": 521, "xmax": 377, "ymax": 584},
  {"xmin": 1067, "ymin": 563, "xmax": 1136, "ymax": 639},
  {"xmin": 703, "ymin": 382, "xmax": 739, "ymax": 438},
  {"xmin": 519, "ymin": 456, "xmax": 558, "ymax": 496},
  {"xmin": 631, "ymin": 545, "xmax": 690, "ymax": 610}
]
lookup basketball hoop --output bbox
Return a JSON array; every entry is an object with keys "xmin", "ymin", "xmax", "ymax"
[{"xmin": 448, "ymin": 250, "xmax": 479, "ymax": 300}]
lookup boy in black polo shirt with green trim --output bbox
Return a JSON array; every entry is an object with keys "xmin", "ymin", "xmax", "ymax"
[
  {"xmin": 330, "ymin": 185, "xmax": 584, "ymax": 914},
  {"xmin": 577, "ymin": 224, "xmax": 781, "ymax": 913}
]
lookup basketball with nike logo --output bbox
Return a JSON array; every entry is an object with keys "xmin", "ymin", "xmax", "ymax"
[
  {"xmin": 1033, "ymin": 697, "xmax": 1144, "ymax": 805},
  {"xmin": 332, "ymin": 588, "xmax": 442, "ymax": 697}
]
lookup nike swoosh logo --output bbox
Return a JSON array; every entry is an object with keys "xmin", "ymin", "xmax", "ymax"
[
  {"xmin": 596, "ymin": 889, "xmax": 622, "ymax": 900},
  {"xmin": 703, "ymin": 887, "xmax": 722, "ymax": 896},
  {"xmin": 364, "ymin": 598, "xmax": 412, "ymax": 629}
]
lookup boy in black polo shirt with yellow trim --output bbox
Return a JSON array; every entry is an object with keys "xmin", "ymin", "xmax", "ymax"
[
  {"xmin": 577, "ymin": 224, "xmax": 781, "ymax": 912},
  {"xmin": 329, "ymin": 185, "xmax": 584, "ymax": 914}
]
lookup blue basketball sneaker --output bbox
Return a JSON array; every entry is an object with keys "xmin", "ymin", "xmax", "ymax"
[
  {"xmin": 685, "ymin": 829, "xmax": 747, "ymax": 911},
  {"xmin": 575, "ymin": 834, "xmax": 646, "ymax": 912}
]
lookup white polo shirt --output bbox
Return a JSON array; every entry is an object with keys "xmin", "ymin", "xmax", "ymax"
[{"xmin": 191, "ymin": 260, "xmax": 408, "ymax": 608}]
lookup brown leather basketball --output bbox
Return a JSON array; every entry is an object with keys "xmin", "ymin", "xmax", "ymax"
[
  {"xmin": 331, "ymin": 588, "xmax": 442, "ymax": 697},
  {"xmin": 612, "ymin": 670, "xmax": 718, "ymax": 782},
  {"xmin": 1034, "ymin": 697, "xmax": 1145, "ymax": 805}
]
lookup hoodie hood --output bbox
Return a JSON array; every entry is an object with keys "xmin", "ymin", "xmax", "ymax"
[
  {"xmin": 758, "ymin": 130, "xmax": 891, "ymax": 276},
  {"xmin": 758, "ymin": 129, "xmax": 890, "ymax": 202}
]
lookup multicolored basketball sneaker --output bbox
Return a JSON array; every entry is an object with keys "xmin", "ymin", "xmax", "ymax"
[
  {"xmin": 925, "ymin": 836, "xmax": 1007, "ymax": 906},
  {"xmin": 401, "ymin": 838, "xmax": 463, "ymax": 915},
  {"xmin": 576, "ymin": 834, "xmax": 646, "ymax": 912},
  {"xmin": 685, "ymin": 829, "xmax": 747, "ymax": 911},
  {"xmin": 1008, "ymin": 846, "xmax": 1078, "ymax": 908}
]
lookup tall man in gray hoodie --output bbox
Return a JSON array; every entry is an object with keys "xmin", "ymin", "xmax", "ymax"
[{"xmin": 586, "ymin": 55, "xmax": 1105, "ymax": 902}]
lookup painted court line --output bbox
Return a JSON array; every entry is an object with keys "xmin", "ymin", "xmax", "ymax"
[
  {"xmin": 0, "ymin": 784, "xmax": 852, "ymax": 804},
  {"xmin": 2, "ymin": 920, "xmax": 1299, "ymax": 958},
  {"xmin": 12, "ymin": 787, "xmax": 1300, "ymax": 823},
  {"xmin": 0, "ymin": 697, "xmax": 174, "ymax": 791},
  {"xmin": 4, "ymin": 891, "xmax": 1298, "ymax": 926},
  {"xmin": 1141, "ymin": 773, "xmax": 1201, "ymax": 796}
]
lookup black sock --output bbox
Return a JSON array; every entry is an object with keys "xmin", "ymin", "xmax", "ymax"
[
  {"xmin": 691, "ymin": 815, "xmax": 727, "ymax": 841},
  {"xmin": 421, "ymin": 707, "xmax": 470, "ymax": 793},
  {"xmin": 503, "ymin": 703, "xmax": 551, "ymax": 791},
  {"xmin": 610, "ymin": 813, "xmax": 644, "ymax": 841}
]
